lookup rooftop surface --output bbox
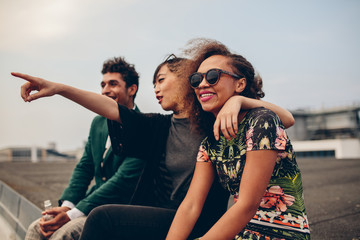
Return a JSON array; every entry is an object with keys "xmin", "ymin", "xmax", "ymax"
[{"xmin": 0, "ymin": 157, "xmax": 359, "ymax": 240}]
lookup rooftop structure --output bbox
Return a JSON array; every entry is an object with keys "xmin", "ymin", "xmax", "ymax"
[
  {"xmin": 287, "ymin": 105, "xmax": 360, "ymax": 141},
  {"xmin": 0, "ymin": 145, "xmax": 77, "ymax": 163},
  {"xmin": 287, "ymin": 105, "xmax": 360, "ymax": 159}
]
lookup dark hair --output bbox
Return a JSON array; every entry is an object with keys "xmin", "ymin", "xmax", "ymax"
[
  {"xmin": 185, "ymin": 38, "xmax": 264, "ymax": 99},
  {"xmin": 183, "ymin": 38, "xmax": 265, "ymax": 134},
  {"xmin": 153, "ymin": 54, "xmax": 193, "ymax": 85},
  {"xmin": 102, "ymin": 57, "xmax": 140, "ymax": 99},
  {"xmin": 153, "ymin": 54, "xmax": 202, "ymax": 133}
]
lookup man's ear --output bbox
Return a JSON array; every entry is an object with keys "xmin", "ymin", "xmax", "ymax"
[
  {"xmin": 235, "ymin": 78, "xmax": 246, "ymax": 94},
  {"xmin": 127, "ymin": 84, "xmax": 138, "ymax": 97}
]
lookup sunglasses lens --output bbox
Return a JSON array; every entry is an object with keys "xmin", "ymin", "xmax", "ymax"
[
  {"xmin": 189, "ymin": 73, "xmax": 202, "ymax": 88},
  {"xmin": 206, "ymin": 69, "xmax": 220, "ymax": 85}
]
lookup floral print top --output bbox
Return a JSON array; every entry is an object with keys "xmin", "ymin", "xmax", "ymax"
[{"xmin": 197, "ymin": 108, "xmax": 310, "ymax": 234}]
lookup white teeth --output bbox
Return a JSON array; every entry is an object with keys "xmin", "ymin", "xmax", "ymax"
[{"xmin": 201, "ymin": 93, "xmax": 214, "ymax": 97}]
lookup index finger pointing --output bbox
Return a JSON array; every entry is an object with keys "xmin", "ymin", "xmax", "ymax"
[{"xmin": 11, "ymin": 72, "xmax": 37, "ymax": 83}]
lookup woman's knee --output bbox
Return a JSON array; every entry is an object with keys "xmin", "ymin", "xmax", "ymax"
[{"xmin": 86, "ymin": 205, "xmax": 112, "ymax": 226}]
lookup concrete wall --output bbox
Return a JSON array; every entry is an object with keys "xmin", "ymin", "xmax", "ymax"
[
  {"xmin": 0, "ymin": 181, "xmax": 41, "ymax": 240},
  {"xmin": 292, "ymin": 138, "xmax": 360, "ymax": 159}
]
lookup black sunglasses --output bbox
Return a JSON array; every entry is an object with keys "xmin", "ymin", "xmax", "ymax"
[
  {"xmin": 188, "ymin": 68, "xmax": 243, "ymax": 88},
  {"xmin": 165, "ymin": 54, "xmax": 177, "ymax": 62}
]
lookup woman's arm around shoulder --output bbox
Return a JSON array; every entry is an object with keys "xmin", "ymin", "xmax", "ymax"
[
  {"xmin": 239, "ymin": 96, "xmax": 294, "ymax": 128},
  {"xmin": 213, "ymin": 96, "xmax": 294, "ymax": 140}
]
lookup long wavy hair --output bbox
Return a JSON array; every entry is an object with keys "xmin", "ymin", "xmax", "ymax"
[
  {"xmin": 153, "ymin": 54, "xmax": 201, "ymax": 132},
  {"xmin": 183, "ymin": 38, "xmax": 265, "ymax": 135}
]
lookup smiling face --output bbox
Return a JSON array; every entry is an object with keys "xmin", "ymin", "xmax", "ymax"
[
  {"xmin": 101, "ymin": 72, "xmax": 136, "ymax": 108},
  {"xmin": 154, "ymin": 64, "xmax": 191, "ymax": 118},
  {"xmin": 194, "ymin": 55, "xmax": 246, "ymax": 116}
]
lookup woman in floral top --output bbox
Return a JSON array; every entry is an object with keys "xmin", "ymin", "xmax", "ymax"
[{"xmin": 166, "ymin": 39, "xmax": 310, "ymax": 240}]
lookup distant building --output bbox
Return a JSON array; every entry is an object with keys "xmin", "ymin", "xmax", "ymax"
[
  {"xmin": 0, "ymin": 144, "xmax": 77, "ymax": 162},
  {"xmin": 287, "ymin": 105, "xmax": 360, "ymax": 159},
  {"xmin": 63, "ymin": 147, "xmax": 85, "ymax": 162}
]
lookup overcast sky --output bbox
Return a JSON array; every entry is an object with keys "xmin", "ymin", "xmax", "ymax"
[{"xmin": 1, "ymin": 0, "xmax": 359, "ymax": 151}]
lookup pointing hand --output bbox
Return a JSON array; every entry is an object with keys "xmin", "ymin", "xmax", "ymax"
[{"xmin": 11, "ymin": 72, "xmax": 60, "ymax": 102}]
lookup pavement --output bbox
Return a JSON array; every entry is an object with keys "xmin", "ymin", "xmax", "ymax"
[
  {"xmin": 296, "ymin": 157, "xmax": 360, "ymax": 239},
  {"xmin": 0, "ymin": 157, "xmax": 359, "ymax": 240},
  {"xmin": 0, "ymin": 161, "xmax": 76, "ymax": 210}
]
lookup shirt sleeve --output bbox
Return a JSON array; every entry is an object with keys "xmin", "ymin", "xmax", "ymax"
[
  {"xmin": 58, "ymin": 122, "xmax": 95, "ymax": 206},
  {"xmin": 74, "ymin": 156, "xmax": 146, "ymax": 215},
  {"xmin": 196, "ymin": 145, "xmax": 211, "ymax": 163},
  {"xmin": 108, "ymin": 104, "xmax": 170, "ymax": 158},
  {"xmin": 61, "ymin": 200, "xmax": 75, "ymax": 209},
  {"xmin": 196, "ymin": 137, "xmax": 213, "ymax": 164},
  {"xmin": 246, "ymin": 108, "xmax": 288, "ymax": 152},
  {"xmin": 66, "ymin": 207, "xmax": 85, "ymax": 220}
]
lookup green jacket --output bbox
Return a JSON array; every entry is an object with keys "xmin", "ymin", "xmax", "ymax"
[{"xmin": 59, "ymin": 109, "xmax": 145, "ymax": 215}]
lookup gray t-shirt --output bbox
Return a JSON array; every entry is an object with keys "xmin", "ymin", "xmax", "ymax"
[{"xmin": 165, "ymin": 117, "xmax": 205, "ymax": 206}]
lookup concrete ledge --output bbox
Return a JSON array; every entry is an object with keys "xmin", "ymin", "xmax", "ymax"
[{"xmin": 0, "ymin": 180, "xmax": 42, "ymax": 240}]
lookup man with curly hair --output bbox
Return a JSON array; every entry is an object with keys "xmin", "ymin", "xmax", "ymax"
[{"xmin": 25, "ymin": 57, "xmax": 146, "ymax": 240}]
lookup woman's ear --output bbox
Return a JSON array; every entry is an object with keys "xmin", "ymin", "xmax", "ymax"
[{"xmin": 235, "ymin": 78, "xmax": 246, "ymax": 94}]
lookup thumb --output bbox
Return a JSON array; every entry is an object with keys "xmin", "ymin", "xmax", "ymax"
[{"xmin": 26, "ymin": 91, "xmax": 46, "ymax": 102}]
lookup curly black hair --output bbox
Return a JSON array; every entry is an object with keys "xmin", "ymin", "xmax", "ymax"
[
  {"xmin": 102, "ymin": 57, "xmax": 140, "ymax": 99},
  {"xmin": 183, "ymin": 38, "xmax": 265, "ymax": 134}
]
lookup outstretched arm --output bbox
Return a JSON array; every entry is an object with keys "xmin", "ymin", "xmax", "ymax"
[
  {"xmin": 214, "ymin": 96, "xmax": 294, "ymax": 140},
  {"xmin": 11, "ymin": 72, "xmax": 120, "ymax": 121}
]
